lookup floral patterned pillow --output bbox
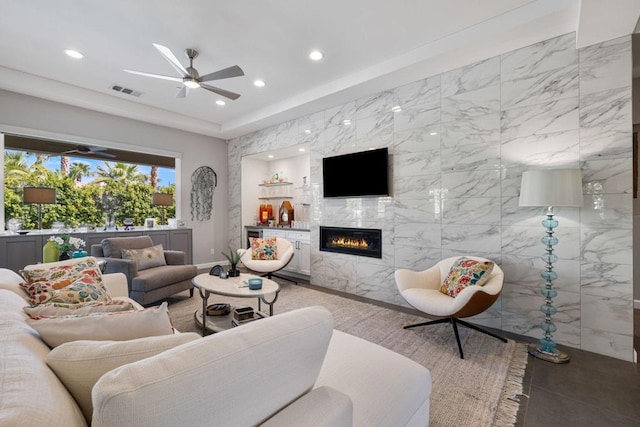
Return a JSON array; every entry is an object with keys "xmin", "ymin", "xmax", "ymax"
[
  {"xmin": 121, "ymin": 244, "xmax": 167, "ymax": 271},
  {"xmin": 19, "ymin": 257, "xmax": 112, "ymax": 306},
  {"xmin": 250, "ymin": 237, "xmax": 278, "ymax": 260},
  {"xmin": 440, "ymin": 257, "xmax": 495, "ymax": 298}
]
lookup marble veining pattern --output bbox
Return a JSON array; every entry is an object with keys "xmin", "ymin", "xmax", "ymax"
[
  {"xmin": 441, "ymin": 57, "xmax": 500, "ymax": 97},
  {"xmin": 500, "ymin": 32, "xmax": 577, "ymax": 82},
  {"xmin": 228, "ymin": 32, "xmax": 634, "ymax": 361}
]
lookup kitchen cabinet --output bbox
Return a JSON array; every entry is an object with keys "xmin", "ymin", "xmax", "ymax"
[{"xmin": 261, "ymin": 228, "xmax": 310, "ymax": 277}]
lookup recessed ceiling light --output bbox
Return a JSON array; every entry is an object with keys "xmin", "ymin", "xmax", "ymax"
[
  {"xmin": 298, "ymin": 148, "xmax": 306, "ymax": 152},
  {"xmin": 430, "ymin": 131, "xmax": 438, "ymax": 136},
  {"xmin": 267, "ymin": 154, "xmax": 274, "ymax": 159},
  {"xmin": 391, "ymin": 106, "xmax": 402, "ymax": 113},
  {"xmin": 64, "ymin": 49, "xmax": 84, "ymax": 59},
  {"xmin": 342, "ymin": 119, "xmax": 351, "ymax": 126},
  {"xmin": 304, "ymin": 129, "xmax": 311, "ymax": 134},
  {"xmin": 309, "ymin": 50, "xmax": 323, "ymax": 61},
  {"xmin": 254, "ymin": 80, "xmax": 265, "ymax": 87},
  {"xmin": 216, "ymin": 100, "xmax": 226, "ymax": 106}
]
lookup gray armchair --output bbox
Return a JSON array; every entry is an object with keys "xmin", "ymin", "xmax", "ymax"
[{"xmin": 91, "ymin": 235, "xmax": 196, "ymax": 306}]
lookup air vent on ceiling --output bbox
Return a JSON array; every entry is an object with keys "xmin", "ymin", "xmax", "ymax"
[{"xmin": 110, "ymin": 84, "xmax": 142, "ymax": 97}]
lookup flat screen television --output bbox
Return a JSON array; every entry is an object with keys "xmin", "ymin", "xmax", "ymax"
[{"xmin": 322, "ymin": 148, "xmax": 389, "ymax": 198}]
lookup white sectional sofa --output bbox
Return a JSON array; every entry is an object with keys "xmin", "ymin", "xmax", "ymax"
[{"xmin": 0, "ymin": 267, "xmax": 432, "ymax": 426}]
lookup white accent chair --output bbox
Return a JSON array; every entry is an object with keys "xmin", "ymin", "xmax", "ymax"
[
  {"xmin": 238, "ymin": 237, "xmax": 297, "ymax": 284},
  {"xmin": 395, "ymin": 255, "xmax": 507, "ymax": 359}
]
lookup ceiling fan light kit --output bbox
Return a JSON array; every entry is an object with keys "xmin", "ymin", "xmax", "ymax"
[{"xmin": 124, "ymin": 43, "xmax": 244, "ymax": 100}]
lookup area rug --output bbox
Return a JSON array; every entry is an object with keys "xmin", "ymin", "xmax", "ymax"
[{"xmin": 164, "ymin": 281, "xmax": 528, "ymax": 427}]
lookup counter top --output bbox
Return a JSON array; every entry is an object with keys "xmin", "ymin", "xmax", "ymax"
[{"xmin": 245, "ymin": 225, "xmax": 310, "ymax": 232}]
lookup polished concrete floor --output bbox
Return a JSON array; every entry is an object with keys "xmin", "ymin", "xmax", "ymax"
[{"xmin": 514, "ymin": 338, "xmax": 639, "ymax": 427}]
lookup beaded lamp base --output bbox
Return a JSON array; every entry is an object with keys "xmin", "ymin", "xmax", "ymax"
[{"xmin": 528, "ymin": 342, "xmax": 570, "ymax": 363}]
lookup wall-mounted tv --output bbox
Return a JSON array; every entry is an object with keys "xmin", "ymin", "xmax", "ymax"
[{"xmin": 322, "ymin": 148, "xmax": 390, "ymax": 198}]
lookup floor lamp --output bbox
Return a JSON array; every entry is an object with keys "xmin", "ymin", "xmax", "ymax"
[
  {"xmin": 519, "ymin": 169, "xmax": 583, "ymax": 363},
  {"xmin": 152, "ymin": 193, "xmax": 173, "ymax": 226},
  {"xmin": 23, "ymin": 187, "xmax": 56, "ymax": 230}
]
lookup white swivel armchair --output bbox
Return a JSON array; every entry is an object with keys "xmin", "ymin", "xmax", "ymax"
[
  {"xmin": 239, "ymin": 237, "xmax": 296, "ymax": 284},
  {"xmin": 395, "ymin": 256, "xmax": 507, "ymax": 359}
]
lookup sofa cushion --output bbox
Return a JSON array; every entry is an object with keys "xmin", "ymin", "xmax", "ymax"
[
  {"xmin": 47, "ymin": 333, "xmax": 201, "ymax": 423},
  {"xmin": 0, "ymin": 319, "xmax": 86, "ymax": 427},
  {"xmin": 0, "ymin": 289, "xmax": 29, "ymax": 323},
  {"xmin": 250, "ymin": 237, "xmax": 278, "ymax": 260},
  {"xmin": 23, "ymin": 300, "xmax": 134, "ymax": 318},
  {"xmin": 91, "ymin": 306, "xmax": 333, "ymax": 427},
  {"xmin": 440, "ymin": 257, "xmax": 494, "ymax": 297},
  {"xmin": 0, "ymin": 268, "xmax": 29, "ymax": 299},
  {"xmin": 131, "ymin": 264, "xmax": 197, "ymax": 293},
  {"xmin": 314, "ymin": 330, "xmax": 431, "ymax": 426},
  {"xmin": 19, "ymin": 257, "xmax": 112, "ymax": 306},
  {"xmin": 26, "ymin": 302, "xmax": 174, "ymax": 348},
  {"xmin": 121, "ymin": 244, "xmax": 167, "ymax": 271},
  {"xmin": 101, "ymin": 236, "xmax": 154, "ymax": 259}
]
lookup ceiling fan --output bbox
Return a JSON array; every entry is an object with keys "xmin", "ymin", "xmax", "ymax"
[
  {"xmin": 124, "ymin": 43, "xmax": 244, "ymax": 100},
  {"xmin": 62, "ymin": 145, "xmax": 116, "ymax": 158}
]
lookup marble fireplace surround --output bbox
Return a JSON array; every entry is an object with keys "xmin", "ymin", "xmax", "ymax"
[{"xmin": 229, "ymin": 33, "xmax": 634, "ymax": 361}]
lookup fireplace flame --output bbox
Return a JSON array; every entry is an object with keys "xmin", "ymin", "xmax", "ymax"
[{"xmin": 330, "ymin": 237, "xmax": 370, "ymax": 250}]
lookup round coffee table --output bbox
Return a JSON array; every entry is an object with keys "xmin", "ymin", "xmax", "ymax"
[{"xmin": 191, "ymin": 272, "xmax": 280, "ymax": 335}]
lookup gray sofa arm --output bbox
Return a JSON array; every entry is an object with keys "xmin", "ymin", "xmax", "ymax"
[
  {"xmin": 102, "ymin": 258, "xmax": 138, "ymax": 290},
  {"xmin": 164, "ymin": 250, "xmax": 186, "ymax": 265},
  {"xmin": 260, "ymin": 386, "xmax": 352, "ymax": 427},
  {"xmin": 91, "ymin": 244, "xmax": 104, "ymax": 257}
]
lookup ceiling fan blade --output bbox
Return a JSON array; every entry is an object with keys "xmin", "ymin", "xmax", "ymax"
[
  {"xmin": 200, "ymin": 65, "xmax": 245, "ymax": 82},
  {"xmin": 200, "ymin": 84, "xmax": 241, "ymax": 100},
  {"xmin": 123, "ymin": 69, "xmax": 183, "ymax": 82},
  {"xmin": 176, "ymin": 86, "xmax": 187, "ymax": 98},
  {"xmin": 87, "ymin": 146, "xmax": 107, "ymax": 152},
  {"xmin": 152, "ymin": 43, "xmax": 189, "ymax": 77},
  {"xmin": 61, "ymin": 149, "xmax": 79, "ymax": 155}
]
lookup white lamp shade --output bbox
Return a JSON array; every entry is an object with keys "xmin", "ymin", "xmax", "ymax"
[{"xmin": 519, "ymin": 169, "xmax": 584, "ymax": 207}]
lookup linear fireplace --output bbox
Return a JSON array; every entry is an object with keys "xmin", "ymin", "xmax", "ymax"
[{"xmin": 319, "ymin": 226, "xmax": 382, "ymax": 259}]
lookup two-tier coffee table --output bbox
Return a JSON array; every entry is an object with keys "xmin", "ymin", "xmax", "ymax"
[{"xmin": 192, "ymin": 272, "xmax": 280, "ymax": 335}]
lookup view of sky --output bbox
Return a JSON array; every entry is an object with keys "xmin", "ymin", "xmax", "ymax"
[{"xmin": 10, "ymin": 150, "xmax": 175, "ymax": 186}]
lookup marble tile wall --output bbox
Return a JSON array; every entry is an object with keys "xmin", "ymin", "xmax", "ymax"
[{"xmin": 228, "ymin": 33, "xmax": 634, "ymax": 361}]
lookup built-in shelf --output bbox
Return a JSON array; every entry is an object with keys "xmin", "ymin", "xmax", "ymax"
[
  {"xmin": 259, "ymin": 197, "xmax": 293, "ymax": 200},
  {"xmin": 259, "ymin": 182, "xmax": 293, "ymax": 187}
]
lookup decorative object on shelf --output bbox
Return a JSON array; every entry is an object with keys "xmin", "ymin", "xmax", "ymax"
[
  {"xmin": 7, "ymin": 218, "xmax": 23, "ymax": 234},
  {"xmin": 279, "ymin": 201, "xmax": 294, "ymax": 227},
  {"xmin": 190, "ymin": 166, "xmax": 217, "ymax": 222},
  {"xmin": 206, "ymin": 303, "xmax": 230, "ymax": 316},
  {"xmin": 49, "ymin": 234, "xmax": 86, "ymax": 262},
  {"xmin": 99, "ymin": 192, "xmax": 122, "ymax": 231},
  {"xmin": 152, "ymin": 193, "xmax": 173, "ymax": 225},
  {"xmin": 519, "ymin": 168, "xmax": 583, "ymax": 364},
  {"xmin": 23, "ymin": 187, "xmax": 56, "ymax": 230},
  {"xmin": 123, "ymin": 218, "xmax": 134, "ymax": 231},
  {"xmin": 222, "ymin": 247, "xmax": 245, "ymax": 277},
  {"xmin": 72, "ymin": 250, "xmax": 88, "ymax": 259},
  {"xmin": 144, "ymin": 218, "xmax": 156, "ymax": 228},
  {"xmin": 43, "ymin": 239, "xmax": 60, "ymax": 263}
]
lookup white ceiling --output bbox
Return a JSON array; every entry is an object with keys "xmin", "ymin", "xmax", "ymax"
[{"xmin": 0, "ymin": 0, "xmax": 638, "ymax": 140}]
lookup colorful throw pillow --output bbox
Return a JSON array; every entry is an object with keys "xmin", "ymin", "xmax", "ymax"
[
  {"xmin": 23, "ymin": 300, "xmax": 134, "ymax": 318},
  {"xmin": 26, "ymin": 302, "xmax": 174, "ymax": 348},
  {"xmin": 19, "ymin": 257, "xmax": 111, "ymax": 306},
  {"xmin": 250, "ymin": 237, "xmax": 278, "ymax": 260},
  {"xmin": 46, "ymin": 333, "xmax": 201, "ymax": 422},
  {"xmin": 121, "ymin": 244, "xmax": 167, "ymax": 270},
  {"xmin": 440, "ymin": 257, "xmax": 495, "ymax": 298}
]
